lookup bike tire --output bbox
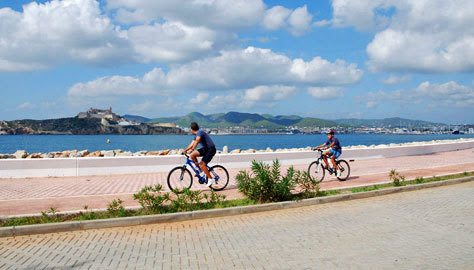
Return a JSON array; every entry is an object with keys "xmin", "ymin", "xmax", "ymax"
[
  {"xmin": 167, "ymin": 166, "xmax": 193, "ymax": 192},
  {"xmin": 307, "ymin": 160, "xmax": 325, "ymax": 182},
  {"xmin": 336, "ymin": 160, "xmax": 350, "ymax": 181},
  {"xmin": 209, "ymin": 165, "xmax": 229, "ymax": 191}
]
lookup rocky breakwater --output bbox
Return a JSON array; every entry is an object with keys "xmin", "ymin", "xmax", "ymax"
[{"xmin": 1, "ymin": 138, "xmax": 473, "ymax": 160}]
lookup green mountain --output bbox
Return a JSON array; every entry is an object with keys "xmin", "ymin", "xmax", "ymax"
[{"xmin": 146, "ymin": 112, "xmax": 339, "ymax": 129}]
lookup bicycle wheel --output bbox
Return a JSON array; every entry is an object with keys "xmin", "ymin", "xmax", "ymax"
[
  {"xmin": 167, "ymin": 166, "xmax": 193, "ymax": 192},
  {"xmin": 209, "ymin": 165, "xmax": 229, "ymax": 191},
  {"xmin": 307, "ymin": 160, "xmax": 325, "ymax": 182},
  {"xmin": 336, "ymin": 160, "xmax": 350, "ymax": 181}
]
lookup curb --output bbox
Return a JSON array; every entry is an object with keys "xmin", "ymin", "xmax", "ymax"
[{"xmin": 1, "ymin": 176, "xmax": 473, "ymax": 238}]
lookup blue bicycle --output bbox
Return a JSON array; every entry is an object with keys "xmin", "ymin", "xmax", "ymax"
[{"xmin": 167, "ymin": 153, "xmax": 229, "ymax": 192}]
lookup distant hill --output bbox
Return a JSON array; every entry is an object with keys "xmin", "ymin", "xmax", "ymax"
[
  {"xmin": 145, "ymin": 111, "xmax": 339, "ymax": 129},
  {"xmin": 122, "ymin": 114, "xmax": 151, "ymax": 123},
  {"xmin": 333, "ymin": 117, "xmax": 441, "ymax": 128}
]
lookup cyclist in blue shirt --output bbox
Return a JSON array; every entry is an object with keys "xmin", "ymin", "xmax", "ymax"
[
  {"xmin": 312, "ymin": 129, "xmax": 342, "ymax": 177},
  {"xmin": 184, "ymin": 122, "xmax": 217, "ymax": 187}
]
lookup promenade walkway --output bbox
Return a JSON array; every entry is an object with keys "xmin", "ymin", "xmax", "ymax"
[
  {"xmin": 0, "ymin": 148, "xmax": 473, "ymax": 216},
  {"xmin": 1, "ymin": 180, "xmax": 472, "ymax": 269}
]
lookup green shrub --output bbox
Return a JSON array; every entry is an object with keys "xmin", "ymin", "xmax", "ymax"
[
  {"xmin": 107, "ymin": 199, "xmax": 127, "ymax": 217},
  {"xmin": 203, "ymin": 190, "xmax": 227, "ymax": 208},
  {"xmin": 170, "ymin": 188, "xmax": 204, "ymax": 212},
  {"xmin": 415, "ymin": 176, "xmax": 424, "ymax": 184},
  {"xmin": 236, "ymin": 160, "xmax": 296, "ymax": 202},
  {"xmin": 133, "ymin": 184, "xmax": 170, "ymax": 213},
  {"xmin": 390, "ymin": 169, "xmax": 406, "ymax": 186},
  {"xmin": 293, "ymin": 170, "xmax": 319, "ymax": 199}
]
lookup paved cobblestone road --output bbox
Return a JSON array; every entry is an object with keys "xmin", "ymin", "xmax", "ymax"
[{"xmin": 1, "ymin": 182, "xmax": 473, "ymax": 269}]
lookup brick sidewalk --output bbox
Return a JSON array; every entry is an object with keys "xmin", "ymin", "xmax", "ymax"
[
  {"xmin": 0, "ymin": 148, "xmax": 473, "ymax": 216},
  {"xmin": 1, "ymin": 181, "xmax": 472, "ymax": 269}
]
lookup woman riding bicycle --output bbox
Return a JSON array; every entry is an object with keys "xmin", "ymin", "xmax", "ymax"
[{"xmin": 312, "ymin": 129, "xmax": 342, "ymax": 177}]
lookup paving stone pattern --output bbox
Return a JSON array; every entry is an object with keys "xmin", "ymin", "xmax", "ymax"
[{"xmin": 1, "ymin": 182, "xmax": 473, "ymax": 269}]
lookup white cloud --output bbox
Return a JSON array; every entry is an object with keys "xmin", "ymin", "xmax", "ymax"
[
  {"xmin": 307, "ymin": 87, "xmax": 344, "ymax": 100},
  {"xmin": 189, "ymin": 93, "xmax": 210, "ymax": 104},
  {"xmin": 0, "ymin": 0, "xmax": 130, "ymax": 71},
  {"xmin": 127, "ymin": 21, "xmax": 224, "ymax": 63},
  {"xmin": 381, "ymin": 75, "xmax": 411, "ymax": 84},
  {"xmin": 69, "ymin": 47, "xmax": 362, "ymax": 97},
  {"xmin": 263, "ymin": 5, "xmax": 313, "ymax": 36},
  {"xmin": 288, "ymin": 5, "xmax": 313, "ymax": 36},
  {"xmin": 68, "ymin": 68, "xmax": 167, "ymax": 97},
  {"xmin": 208, "ymin": 85, "xmax": 297, "ymax": 110},
  {"xmin": 128, "ymin": 101, "xmax": 154, "ymax": 112},
  {"xmin": 17, "ymin": 102, "xmax": 35, "ymax": 110},
  {"xmin": 359, "ymin": 81, "xmax": 474, "ymax": 108},
  {"xmin": 0, "ymin": 0, "xmax": 233, "ymax": 71},
  {"xmin": 331, "ymin": 0, "xmax": 474, "ymax": 73},
  {"xmin": 107, "ymin": 0, "xmax": 265, "ymax": 30},
  {"xmin": 263, "ymin": 6, "xmax": 291, "ymax": 30}
]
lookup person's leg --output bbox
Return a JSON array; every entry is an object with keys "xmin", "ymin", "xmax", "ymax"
[
  {"xmin": 199, "ymin": 161, "xmax": 212, "ymax": 179},
  {"xmin": 190, "ymin": 150, "xmax": 200, "ymax": 163}
]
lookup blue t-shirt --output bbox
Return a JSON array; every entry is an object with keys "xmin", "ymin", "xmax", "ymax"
[
  {"xmin": 325, "ymin": 137, "xmax": 342, "ymax": 153},
  {"xmin": 194, "ymin": 130, "xmax": 215, "ymax": 148}
]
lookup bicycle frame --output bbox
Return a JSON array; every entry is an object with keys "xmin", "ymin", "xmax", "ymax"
[{"xmin": 183, "ymin": 154, "xmax": 220, "ymax": 181}]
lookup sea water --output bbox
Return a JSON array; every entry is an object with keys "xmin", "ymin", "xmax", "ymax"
[{"xmin": 1, "ymin": 134, "xmax": 473, "ymax": 154}]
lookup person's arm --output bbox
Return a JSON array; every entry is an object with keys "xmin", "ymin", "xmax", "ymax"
[
  {"xmin": 184, "ymin": 139, "xmax": 196, "ymax": 153},
  {"xmin": 185, "ymin": 136, "xmax": 201, "ymax": 153},
  {"xmin": 312, "ymin": 142, "xmax": 327, "ymax": 150}
]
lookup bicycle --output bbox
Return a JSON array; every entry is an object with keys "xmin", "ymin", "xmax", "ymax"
[
  {"xmin": 167, "ymin": 153, "xmax": 229, "ymax": 192},
  {"xmin": 307, "ymin": 149, "xmax": 350, "ymax": 182}
]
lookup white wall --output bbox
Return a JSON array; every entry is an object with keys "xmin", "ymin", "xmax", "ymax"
[{"xmin": 1, "ymin": 141, "xmax": 473, "ymax": 178}]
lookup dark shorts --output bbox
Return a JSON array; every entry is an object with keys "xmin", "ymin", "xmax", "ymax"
[{"xmin": 198, "ymin": 146, "xmax": 216, "ymax": 164}]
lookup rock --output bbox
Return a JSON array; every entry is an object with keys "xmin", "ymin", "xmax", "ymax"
[
  {"xmin": 222, "ymin": 146, "xmax": 229, "ymax": 153},
  {"xmin": 78, "ymin": 150, "xmax": 90, "ymax": 157},
  {"xmin": 102, "ymin": 150, "xmax": 115, "ymax": 157},
  {"xmin": 230, "ymin": 149, "xmax": 241, "ymax": 154},
  {"xmin": 116, "ymin": 151, "xmax": 132, "ymax": 157},
  {"xmin": 40, "ymin": 153, "xmax": 52, "ymax": 158},
  {"xmin": 14, "ymin": 150, "xmax": 28, "ymax": 159},
  {"xmin": 68, "ymin": 150, "xmax": 79, "ymax": 158},
  {"xmin": 265, "ymin": 147, "xmax": 273, "ymax": 152},
  {"xmin": 146, "ymin": 151, "xmax": 161, "ymax": 156},
  {"xmin": 244, "ymin": 149, "xmax": 255, "ymax": 153},
  {"xmin": 133, "ymin": 151, "xmax": 147, "ymax": 156},
  {"xmin": 29, "ymin": 153, "xmax": 42, "ymax": 159},
  {"xmin": 0, "ymin": 154, "xmax": 15, "ymax": 159},
  {"xmin": 177, "ymin": 149, "xmax": 184, "ymax": 155},
  {"xmin": 113, "ymin": 149, "xmax": 122, "ymax": 156},
  {"xmin": 160, "ymin": 150, "xmax": 170, "ymax": 156},
  {"xmin": 87, "ymin": 151, "xmax": 102, "ymax": 157}
]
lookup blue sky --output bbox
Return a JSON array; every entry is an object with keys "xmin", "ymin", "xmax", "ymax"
[{"xmin": 0, "ymin": 0, "xmax": 473, "ymax": 124}]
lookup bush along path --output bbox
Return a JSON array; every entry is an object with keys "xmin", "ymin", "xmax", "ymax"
[{"xmin": 1, "ymin": 161, "xmax": 473, "ymax": 230}]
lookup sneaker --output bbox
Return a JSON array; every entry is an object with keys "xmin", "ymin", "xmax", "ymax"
[{"xmin": 206, "ymin": 178, "xmax": 215, "ymax": 187}]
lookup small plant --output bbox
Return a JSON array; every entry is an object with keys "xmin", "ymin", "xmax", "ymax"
[
  {"xmin": 203, "ymin": 190, "xmax": 227, "ymax": 207},
  {"xmin": 107, "ymin": 199, "xmax": 127, "ymax": 217},
  {"xmin": 236, "ymin": 160, "xmax": 296, "ymax": 202},
  {"xmin": 40, "ymin": 207, "xmax": 60, "ymax": 223},
  {"xmin": 293, "ymin": 170, "xmax": 320, "ymax": 199},
  {"xmin": 171, "ymin": 188, "xmax": 204, "ymax": 212},
  {"xmin": 133, "ymin": 184, "xmax": 170, "ymax": 213},
  {"xmin": 415, "ymin": 176, "xmax": 424, "ymax": 184},
  {"xmin": 390, "ymin": 169, "xmax": 406, "ymax": 186}
]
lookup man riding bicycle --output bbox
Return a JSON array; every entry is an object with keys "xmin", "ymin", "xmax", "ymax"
[
  {"xmin": 312, "ymin": 129, "xmax": 342, "ymax": 177},
  {"xmin": 183, "ymin": 122, "xmax": 217, "ymax": 187}
]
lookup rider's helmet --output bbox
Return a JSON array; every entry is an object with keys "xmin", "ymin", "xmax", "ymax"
[{"xmin": 327, "ymin": 129, "xmax": 335, "ymax": 135}]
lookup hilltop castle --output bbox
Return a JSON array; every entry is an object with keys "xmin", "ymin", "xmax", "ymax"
[{"xmin": 77, "ymin": 107, "xmax": 119, "ymax": 122}]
